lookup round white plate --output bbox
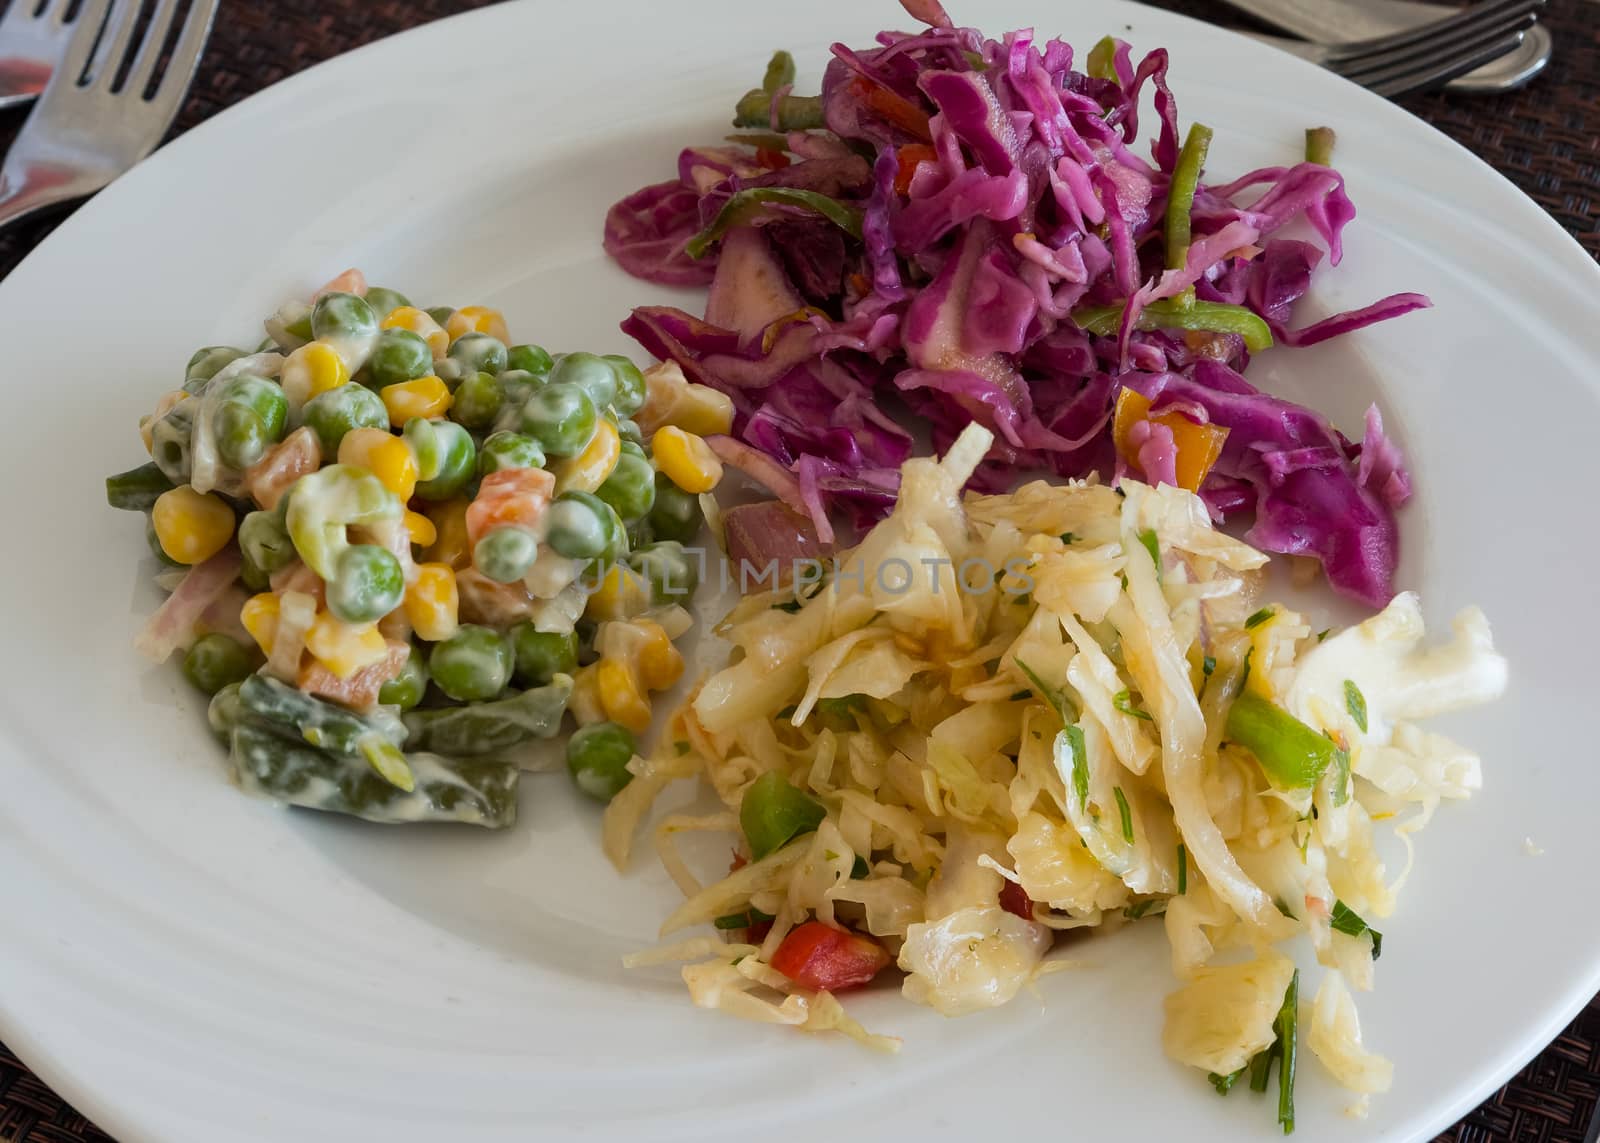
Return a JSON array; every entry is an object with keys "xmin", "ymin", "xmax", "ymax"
[{"xmin": 1, "ymin": 1, "xmax": 1596, "ymax": 1140}]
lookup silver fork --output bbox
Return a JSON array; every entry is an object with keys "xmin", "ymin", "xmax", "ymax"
[
  {"xmin": 0, "ymin": 0, "xmax": 88, "ymax": 111},
  {"xmin": 0, "ymin": 0, "xmax": 217, "ymax": 232},
  {"xmin": 1251, "ymin": 0, "xmax": 1545, "ymax": 98}
]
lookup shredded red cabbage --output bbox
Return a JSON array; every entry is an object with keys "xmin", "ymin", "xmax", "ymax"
[{"xmin": 604, "ymin": 1, "xmax": 1427, "ymax": 607}]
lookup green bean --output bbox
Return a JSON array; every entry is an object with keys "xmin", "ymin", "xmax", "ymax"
[
  {"xmin": 448, "ymin": 332, "xmax": 508, "ymax": 378},
  {"xmin": 327, "ymin": 543, "xmax": 405, "ymax": 624},
  {"xmin": 428, "ymin": 624, "xmax": 513, "ymax": 702},
  {"xmin": 366, "ymin": 329, "xmax": 433, "ymax": 388},
  {"xmin": 362, "ymin": 286, "xmax": 412, "ymax": 321},
  {"xmin": 647, "ymin": 474, "xmax": 703, "ymax": 543},
  {"xmin": 411, "ymin": 419, "xmax": 476, "ymax": 500},
  {"xmin": 477, "ymin": 430, "xmax": 546, "ymax": 476},
  {"xmin": 302, "ymin": 382, "xmax": 389, "ymax": 455},
  {"xmin": 450, "ymin": 370, "xmax": 502, "ymax": 431},
  {"xmin": 473, "ymin": 526, "xmax": 540, "ymax": 584},
  {"xmin": 596, "ymin": 451, "xmax": 657, "ymax": 522},
  {"xmin": 545, "ymin": 490, "xmax": 626, "ymax": 561},
  {"xmin": 566, "ymin": 721, "xmax": 636, "ymax": 801},
  {"xmin": 231, "ymin": 724, "xmax": 518, "ymax": 828},
  {"xmin": 519, "ymin": 382, "xmax": 598, "ymax": 458},
  {"xmin": 403, "ymin": 676, "xmax": 573, "ymax": 756},
  {"xmin": 207, "ymin": 680, "xmax": 245, "ymax": 744},
  {"xmin": 182, "ymin": 634, "xmax": 254, "ymax": 695},
  {"xmin": 510, "ymin": 623, "xmax": 579, "ymax": 686},
  {"xmin": 310, "ymin": 292, "xmax": 379, "ymax": 344},
  {"xmin": 377, "ymin": 648, "xmax": 428, "ymax": 711},
  {"xmin": 149, "ymin": 401, "xmax": 197, "ymax": 484},
  {"xmin": 184, "ymin": 346, "xmax": 247, "ymax": 392},
  {"xmin": 106, "ymin": 461, "xmax": 175, "ymax": 512},
  {"xmin": 506, "ymin": 344, "xmax": 554, "ymax": 376},
  {"xmin": 238, "ymin": 674, "xmax": 413, "ymax": 790}
]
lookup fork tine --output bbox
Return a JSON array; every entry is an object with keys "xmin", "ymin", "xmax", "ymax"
[
  {"xmin": 1366, "ymin": 26, "xmax": 1530, "ymax": 98},
  {"xmin": 123, "ymin": 0, "xmax": 178, "ymax": 93},
  {"xmin": 0, "ymin": 1, "xmax": 42, "ymax": 31},
  {"xmin": 1338, "ymin": 9, "xmax": 1536, "ymax": 83},
  {"xmin": 54, "ymin": 0, "xmax": 111, "ymax": 83},
  {"xmin": 149, "ymin": 0, "xmax": 215, "ymax": 102},
  {"xmin": 1325, "ymin": 0, "xmax": 1540, "ymax": 64},
  {"xmin": 85, "ymin": 0, "xmax": 142, "ymax": 88}
]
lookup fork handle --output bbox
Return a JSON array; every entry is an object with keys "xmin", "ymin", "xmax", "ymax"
[{"xmin": 0, "ymin": 166, "xmax": 93, "ymax": 234}]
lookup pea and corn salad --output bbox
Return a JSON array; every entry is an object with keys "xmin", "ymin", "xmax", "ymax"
[{"xmin": 107, "ymin": 269, "xmax": 736, "ymax": 826}]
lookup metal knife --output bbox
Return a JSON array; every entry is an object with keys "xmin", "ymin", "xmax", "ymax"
[{"xmin": 1212, "ymin": 0, "xmax": 1552, "ymax": 92}]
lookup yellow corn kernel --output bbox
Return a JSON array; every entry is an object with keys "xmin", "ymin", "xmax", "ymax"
[
  {"xmin": 403, "ymin": 510, "xmax": 438, "ymax": 548},
  {"xmin": 422, "ymin": 498, "xmax": 473, "ymax": 570},
  {"xmin": 305, "ymin": 612, "xmax": 389, "ymax": 679},
  {"xmin": 339, "ymin": 428, "xmax": 418, "ymax": 502},
  {"xmin": 240, "ymin": 592, "xmax": 281, "ymax": 656},
  {"xmin": 568, "ymin": 662, "xmax": 605, "ymax": 727},
  {"xmin": 380, "ymin": 376, "xmax": 452, "ymax": 426},
  {"xmin": 280, "ymin": 341, "xmax": 350, "ymax": 409},
  {"xmin": 551, "ymin": 417, "xmax": 620, "ymax": 494},
  {"xmin": 597, "ymin": 657, "xmax": 652, "ymax": 734},
  {"xmin": 584, "ymin": 563, "xmax": 652, "ymax": 623},
  {"xmin": 380, "ymin": 305, "xmax": 449, "ymax": 359},
  {"xmin": 652, "ymin": 426, "xmax": 723, "ymax": 494},
  {"xmin": 403, "ymin": 562, "xmax": 460, "ymax": 642},
  {"xmin": 670, "ymin": 383, "xmax": 735, "ymax": 436},
  {"xmin": 445, "ymin": 305, "xmax": 510, "ymax": 345},
  {"xmin": 634, "ymin": 619, "xmax": 685, "ymax": 691},
  {"xmin": 151, "ymin": 485, "xmax": 236, "ymax": 565}
]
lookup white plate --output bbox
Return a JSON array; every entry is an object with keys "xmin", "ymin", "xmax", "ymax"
[{"xmin": 1, "ymin": 1, "xmax": 1596, "ymax": 1140}]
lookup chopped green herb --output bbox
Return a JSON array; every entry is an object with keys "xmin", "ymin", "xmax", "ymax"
[
  {"xmin": 816, "ymin": 695, "xmax": 864, "ymax": 718},
  {"xmin": 1274, "ymin": 898, "xmax": 1297, "ymax": 920},
  {"xmin": 1060, "ymin": 532, "xmax": 1076, "ymax": 544},
  {"xmin": 1245, "ymin": 607, "xmax": 1275, "ymax": 629},
  {"xmin": 1343, "ymin": 679, "xmax": 1368, "ymax": 734},
  {"xmin": 776, "ymin": 705, "xmax": 797, "ymax": 720},
  {"xmin": 1123, "ymin": 898, "xmax": 1167, "ymax": 920},
  {"xmin": 1329, "ymin": 899, "xmax": 1383, "ymax": 960},
  {"xmin": 851, "ymin": 855, "xmax": 870, "ymax": 879},
  {"xmin": 1275, "ymin": 970, "xmax": 1299, "ymax": 1134},
  {"xmin": 1177, "ymin": 843, "xmax": 1188, "ymax": 894},
  {"xmin": 713, "ymin": 907, "xmax": 775, "ymax": 930},
  {"xmin": 1017, "ymin": 658, "xmax": 1078, "ymax": 724},
  {"xmin": 1209, "ymin": 1067, "xmax": 1245, "ymax": 1095},
  {"xmin": 1138, "ymin": 528, "xmax": 1161, "ymax": 576},
  {"xmin": 1013, "ymin": 591, "xmax": 1032, "ymax": 607},
  {"xmin": 1202, "ymin": 655, "xmax": 1217, "ymax": 678},
  {"xmin": 1009, "ymin": 690, "xmax": 1032, "ymax": 702},
  {"xmin": 1249, "ymin": 1045, "xmax": 1274, "ymax": 1092},
  {"xmin": 1113, "ymin": 689, "xmax": 1154, "ymax": 721},
  {"xmin": 1061, "ymin": 724, "xmax": 1089, "ymax": 809},
  {"xmin": 1113, "ymin": 785, "xmax": 1134, "ymax": 843},
  {"xmin": 1316, "ymin": 628, "xmax": 1331, "ymax": 643},
  {"xmin": 673, "ymin": 740, "xmax": 691, "ymax": 756},
  {"xmin": 772, "ymin": 599, "xmax": 803, "ymax": 613},
  {"xmin": 1329, "ymin": 745, "xmax": 1351, "ymax": 808}
]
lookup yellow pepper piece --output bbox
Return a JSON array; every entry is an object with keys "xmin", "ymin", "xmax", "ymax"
[
  {"xmin": 597, "ymin": 657, "xmax": 652, "ymax": 734},
  {"xmin": 403, "ymin": 510, "xmax": 438, "ymax": 549},
  {"xmin": 380, "ymin": 376, "xmax": 452, "ymax": 426},
  {"xmin": 551, "ymin": 417, "xmax": 620, "ymax": 494},
  {"xmin": 239, "ymin": 592, "xmax": 281, "ymax": 656},
  {"xmin": 652, "ymin": 426, "xmax": 723, "ymax": 494},
  {"xmin": 1111, "ymin": 387, "xmax": 1229, "ymax": 493},
  {"xmin": 304, "ymin": 612, "xmax": 389, "ymax": 679},
  {"xmin": 339, "ymin": 428, "xmax": 419, "ymax": 502},
  {"xmin": 403, "ymin": 562, "xmax": 460, "ymax": 643},
  {"xmin": 380, "ymin": 306, "xmax": 449, "ymax": 359},
  {"xmin": 445, "ymin": 305, "xmax": 510, "ymax": 345},
  {"xmin": 280, "ymin": 341, "xmax": 350, "ymax": 410},
  {"xmin": 584, "ymin": 563, "xmax": 652, "ymax": 622},
  {"xmin": 151, "ymin": 485, "xmax": 236, "ymax": 565}
]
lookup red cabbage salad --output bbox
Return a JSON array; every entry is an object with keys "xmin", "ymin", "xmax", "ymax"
[{"xmin": 604, "ymin": 0, "xmax": 1428, "ymax": 608}]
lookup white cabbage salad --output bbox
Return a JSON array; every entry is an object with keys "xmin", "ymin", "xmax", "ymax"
[{"xmin": 603, "ymin": 423, "xmax": 1505, "ymax": 1128}]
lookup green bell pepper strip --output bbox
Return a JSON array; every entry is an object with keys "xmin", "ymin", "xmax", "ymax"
[
  {"xmin": 739, "ymin": 771, "xmax": 826, "ymax": 860},
  {"xmin": 105, "ymin": 461, "xmax": 175, "ymax": 511},
  {"xmin": 1225, "ymin": 691, "xmax": 1340, "ymax": 790},
  {"xmin": 1073, "ymin": 298, "xmax": 1274, "ymax": 352},
  {"xmin": 1305, "ymin": 126, "xmax": 1336, "ymax": 167},
  {"xmin": 285, "ymin": 464, "xmax": 403, "ymax": 581},
  {"xmin": 733, "ymin": 90, "xmax": 825, "ymax": 131},
  {"xmin": 1165, "ymin": 122, "xmax": 1214, "ymax": 289},
  {"xmin": 402, "ymin": 676, "xmax": 574, "ymax": 756},
  {"xmin": 762, "ymin": 50, "xmax": 796, "ymax": 93},
  {"xmin": 1087, "ymin": 35, "xmax": 1121, "ymax": 82},
  {"xmin": 685, "ymin": 188, "xmax": 863, "ymax": 259}
]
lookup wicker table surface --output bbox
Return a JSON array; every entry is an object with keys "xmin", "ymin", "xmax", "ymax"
[{"xmin": 1, "ymin": 1, "xmax": 1595, "ymax": 1140}]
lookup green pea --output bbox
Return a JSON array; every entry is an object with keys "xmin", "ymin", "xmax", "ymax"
[
  {"xmin": 310, "ymin": 292, "xmax": 379, "ymax": 344},
  {"xmin": 647, "ymin": 474, "xmax": 703, "ymax": 543},
  {"xmin": 510, "ymin": 622, "xmax": 578, "ymax": 686},
  {"xmin": 413, "ymin": 420, "xmax": 476, "ymax": 500},
  {"xmin": 184, "ymin": 346, "xmax": 246, "ymax": 392},
  {"xmin": 450, "ymin": 370, "xmax": 502, "ymax": 431},
  {"xmin": 239, "ymin": 548, "xmax": 270, "ymax": 592},
  {"xmin": 520, "ymin": 382, "xmax": 597, "ymax": 458},
  {"xmin": 740, "ymin": 771, "xmax": 825, "ymax": 859},
  {"xmin": 425, "ymin": 306, "xmax": 456, "ymax": 327},
  {"xmin": 182, "ymin": 633, "xmax": 254, "ymax": 696},
  {"xmin": 566, "ymin": 721, "xmax": 637, "ymax": 802},
  {"xmin": 238, "ymin": 509, "xmax": 296, "ymax": 576},
  {"xmin": 602, "ymin": 354, "xmax": 647, "ymax": 417},
  {"xmin": 473, "ymin": 527, "xmax": 539, "ymax": 584},
  {"xmin": 617, "ymin": 420, "xmax": 645, "ymax": 447},
  {"xmin": 448, "ymin": 332, "xmax": 508, "ymax": 377},
  {"xmin": 628, "ymin": 540, "xmax": 699, "ymax": 605},
  {"xmin": 596, "ymin": 451, "xmax": 657, "ymax": 522},
  {"xmin": 366, "ymin": 329, "xmax": 433, "ymax": 388},
  {"xmin": 506, "ymin": 344, "xmax": 554, "ymax": 376},
  {"xmin": 211, "ymin": 374, "xmax": 288, "ymax": 470},
  {"xmin": 429, "ymin": 624, "xmax": 513, "ymax": 702},
  {"xmin": 549, "ymin": 351, "xmax": 617, "ymax": 411},
  {"xmin": 377, "ymin": 648, "xmax": 429, "ymax": 711},
  {"xmin": 149, "ymin": 401, "xmax": 196, "ymax": 484},
  {"xmin": 545, "ymin": 490, "xmax": 625, "ymax": 561},
  {"xmin": 362, "ymin": 286, "xmax": 411, "ymax": 321},
  {"xmin": 478, "ymin": 430, "xmax": 546, "ymax": 476},
  {"xmin": 327, "ymin": 544, "xmax": 405, "ymax": 624},
  {"xmin": 146, "ymin": 514, "xmax": 182, "ymax": 566},
  {"xmin": 302, "ymin": 383, "xmax": 389, "ymax": 455}
]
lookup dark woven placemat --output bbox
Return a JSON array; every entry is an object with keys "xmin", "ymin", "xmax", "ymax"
[{"xmin": 1, "ymin": 1, "xmax": 1596, "ymax": 1140}]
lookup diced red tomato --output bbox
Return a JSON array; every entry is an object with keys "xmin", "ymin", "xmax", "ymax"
[
  {"xmin": 770, "ymin": 920, "xmax": 890, "ymax": 991},
  {"xmin": 894, "ymin": 143, "xmax": 937, "ymax": 195},
  {"xmin": 999, "ymin": 879, "xmax": 1036, "ymax": 920}
]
